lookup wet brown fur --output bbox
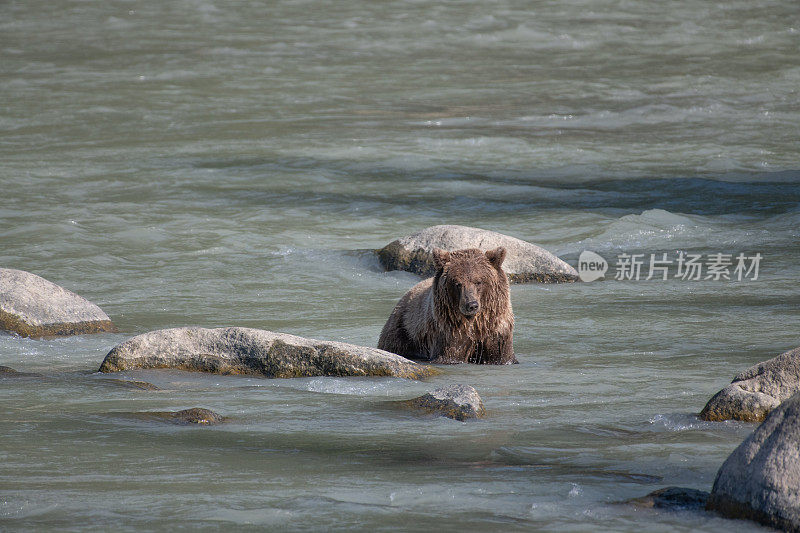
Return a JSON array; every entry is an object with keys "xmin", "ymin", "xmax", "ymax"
[{"xmin": 378, "ymin": 247, "xmax": 516, "ymax": 364}]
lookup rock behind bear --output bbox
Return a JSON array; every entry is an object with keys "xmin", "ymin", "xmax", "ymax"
[
  {"xmin": 377, "ymin": 225, "xmax": 578, "ymax": 283},
  {"xmin": 378, "ymin": 247, "xmax": 515, "ymax": 365}
]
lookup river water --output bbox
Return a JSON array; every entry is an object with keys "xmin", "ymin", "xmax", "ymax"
[{"xmin": 2, "ymin": 0, "xmax": 799, "ymax": 531}]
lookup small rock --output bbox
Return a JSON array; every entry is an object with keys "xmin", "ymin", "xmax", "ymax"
[
  {"xmin": 376, "ymin": 225, "xmax": 578, "ymax": 283},
  {"xmin": 171, "ymin": 408, "xmax": 224, "ymax": 425},
  {"xmin": 400, "ymin": 384, "xmax": 486, "ymax": 421},
  {"xmin": 706, "ymin": 391, "xmax": 800, "ymax": 531},
  {"xmin": 699, "ymin": 346, "xmax": 800, "ymax": 422},
  {"xmin": 0, "ymin": 268, "xmax": 116, "ymax": 338},
  {"xmin": 622, "ymin": 487, "xmax": 709, "ymax": 510},
  {"xmin": 99, "ymin": 327, "xmax": 438, "ymax": 380}
]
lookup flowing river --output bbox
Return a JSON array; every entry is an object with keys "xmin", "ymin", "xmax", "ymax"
[{"xmin": 2, "ymin": 0, "xmax": 799, "ymax": 530}]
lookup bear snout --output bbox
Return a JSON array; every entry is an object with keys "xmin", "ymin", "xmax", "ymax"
[{"xmin": 461, "ymin": 299, "xmax": 480, "ymax": 316}]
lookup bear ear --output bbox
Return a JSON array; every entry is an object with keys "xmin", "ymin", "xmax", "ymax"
[
  {"xmin": 432, "ymin": 248, "xmax": 451, "ymax": 270},
  {"xmin": 485, "ymin": 247, "xmax": 507, "ymax": 269}
]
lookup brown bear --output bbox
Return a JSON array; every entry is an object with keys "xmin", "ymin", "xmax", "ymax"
[{"xmin": 378, "ymin": 247, "xmax": 516, "ymax": 364}]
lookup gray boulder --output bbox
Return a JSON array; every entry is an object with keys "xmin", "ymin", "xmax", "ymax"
[
  {"xmin": 0, "ymin": 268, "xmax": 115, "ymax": 338},
  {"xmin": 399, "ymin": 384, "xmax": 486, "ymax": 421},
  {"xmin": 700, "ymin": 346, "xmax": 800, "ymax": 422},
  {"xmin": 98, "ymin": 327, "xmax": 438, "ymax": 380},
  {"xmin": 707, "ymin": 391, "xmax": 800, "ymax": 531},
  {"xmin": 377, "ymin": 225, "xmax": 578, "ymax": 283}
]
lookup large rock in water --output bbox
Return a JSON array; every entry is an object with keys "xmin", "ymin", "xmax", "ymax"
[
  {"xmin": 98, "ymin": 327, "xmax": 437, "ymax": 380},
  {"xmin": 0, "ymin": 268, "xmax": 115, "ymax": 337},
  {"xmin": 699, "ymin": 346, "xmax": 800, "ymax": 422},
  {"xmin": 377, "ymin": 225, "xmax": 578, "ymax": 283},
  {"xmin": 707, "ymin": 391, "xmax": 800, "ymax": 531}
]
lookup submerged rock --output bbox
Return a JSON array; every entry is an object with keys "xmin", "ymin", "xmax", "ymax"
[
  {"xmin": 377, "ymin": 225, "xmax": 578, "ymax": 283},
  {"xmin": 0, "ymin": 268, "xmax": 116, "ymax": 338},
  {"xmin": 622, "ymin": 486, "xmax": 709, "ymax": 511},
  {"xmin": 0, "ymin": 365, "xmax": 43, "ymax": 378},
  {"xmin": 699, "ymin": 346, "xmax": 800, "ymax": 422},
  {"xmin": 170, "ymin": 408, "xmax": 224, "ymax": 425},
  {"xmin": 130, "ymin": 407, "xmax": 224, "ymax": 426},
  {"xmin": 399, "ymin": 384, "xmax": 486, "ymax": 421},
  {"xmin": 706, "ymin": 391, "xmax": 800, "ymax": 531},
  {"xmin": 105, "ymin": 378, "xmax": 161, "ymax": 391},
  {"xmin": 99, "ymin": 327, "xmax": 437, "ymax": 380}
]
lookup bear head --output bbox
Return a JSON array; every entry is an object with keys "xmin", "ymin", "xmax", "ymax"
[{"xmin": 432, "ymin": 247, "xmax": 507, "ymax": 318}]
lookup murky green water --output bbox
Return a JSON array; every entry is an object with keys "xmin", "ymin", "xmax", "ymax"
[{"xmin": 2, "ymin": 0, "xmax": 799, "ymax": 530}]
